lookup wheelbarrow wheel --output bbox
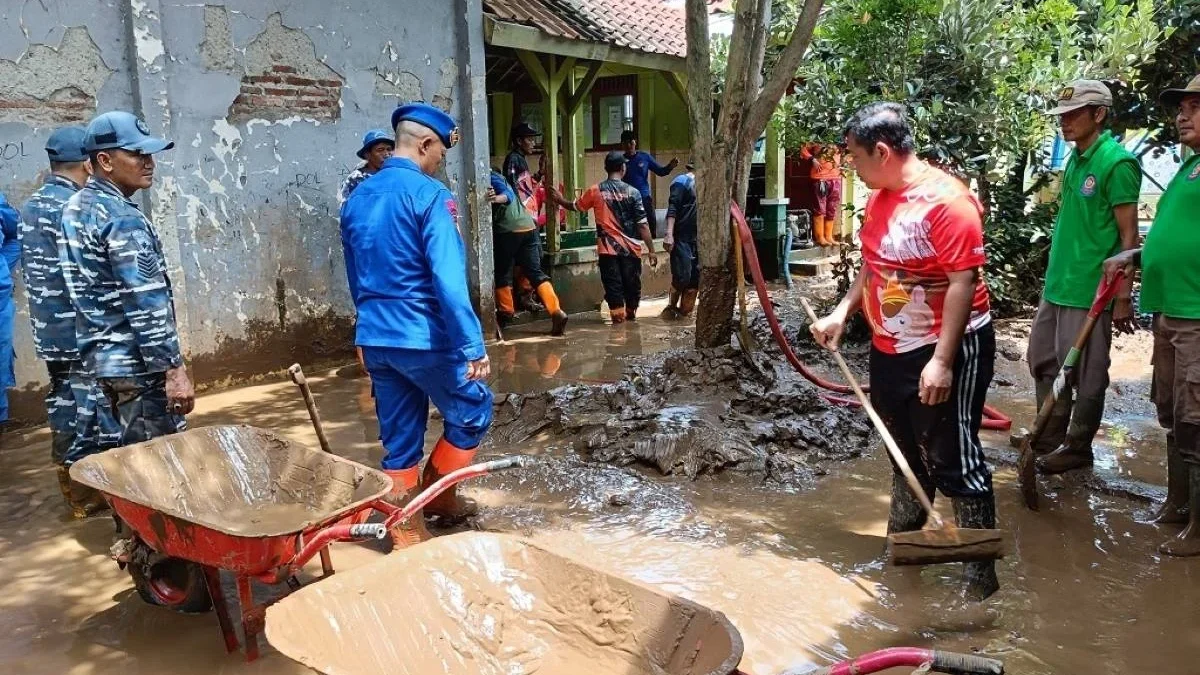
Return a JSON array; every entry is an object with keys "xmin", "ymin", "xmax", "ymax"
[{"xmin": 129, "ymin": 556, "xmax": 213, "ymax": 614}]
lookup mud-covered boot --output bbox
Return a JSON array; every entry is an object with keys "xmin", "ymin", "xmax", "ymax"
[
  {"xmin": 550, "ymin": 310, "xmax": 569, "ymax": 336},
  {"xmin": 886, "ymin": 472, "xmax": 930, "ymax": 534},
  {"xmin": 1032, "ymin": 378, "xmax": 1071, "ymax": 455},
  {"xmin": 952, "ymin": 494, "xmax": 1001, "ymax": 601},
  {"xmin": 1038, "ymin": 397, "xmax": 1103, "ymax": 474},
  {"xmin": 1146, "ymin": 432, "xmax": 1190, "ymax": 525},
  {"xmin": 57, "ymin": 465, "xmax": 109, "ymax": 519},
  {"xmin": 422, "ymin": 438, "xmax": 479, "ymax": 521},
  {"xmin": 381, "ymin": 466, "xmax": 432, "ymax": 550},
  {"xmin": 1159, "ymin": 464, "xmax": 1200, "ymax": 557}
]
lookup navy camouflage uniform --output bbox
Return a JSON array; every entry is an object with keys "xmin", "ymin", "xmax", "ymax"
[
  {"xmin": 338, "ymin": 164, "xmax": 372, "ymax": 204},
  {"xmin": 20, "ymin": 175, "xmax": 119, "ymax": 463},
  {"xmin": 60, "ymin": 176, "xmax": 185, "ymax": 446},
  {"xmin": 0, "ymin": 194, "xmax": 19, "ymax": 423}
]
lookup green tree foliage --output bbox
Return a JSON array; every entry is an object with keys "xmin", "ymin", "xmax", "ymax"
[{"xmin": 776, "ymin": 0, "xmax": 1167, "ymax": 313}]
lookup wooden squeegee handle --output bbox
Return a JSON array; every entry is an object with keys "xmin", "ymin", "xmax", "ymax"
[
  {"xmin": 798, "ymin": 298, "xmax": 942, "ymax": 528},
  {"xmin": 288, "ymin": 363, "xmax": 334, "ymax": 454}
]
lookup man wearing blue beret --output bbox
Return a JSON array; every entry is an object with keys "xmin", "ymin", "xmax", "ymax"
[
  {"xmin": 338, "ymin": 129, "xmax": 394, "ymax": 204},
  {"xmin": 340, "ymin": 103, "xmax": 493, "ymax": 548},
  {"xmin": 60, "ymin": 111, "xmax": 195, "ymax": 454},
  {"xmin": 19, "ymin": 126, "xmax": 115, "ymax": 516}
]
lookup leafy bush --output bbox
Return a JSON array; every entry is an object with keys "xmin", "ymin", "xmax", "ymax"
[{"xmin": 983, "ymin": 173, "xmax": 1058, "ymax": 316}]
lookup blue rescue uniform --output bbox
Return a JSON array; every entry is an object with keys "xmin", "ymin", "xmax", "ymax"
[
  {"xmin": 622, "ymin": 150, "xmax": 673, "ymax": 238},
  {"xmin": 60, "ymin": 177, "xmax": 185, "ymax": 448},
  {"xmin": 0, "ymin": 194, "xmax": 20, "ymax": 423},
  {"xmin": 666, "ymin": 172, "xmax": 699, "ymax": 291},
  {"xmin": 340, "ymin": 157, "xmax": 493, "ymax": 470},
  {"xmin": 20, "ymin": 175, "xmax": 118, "ymax": 462}
]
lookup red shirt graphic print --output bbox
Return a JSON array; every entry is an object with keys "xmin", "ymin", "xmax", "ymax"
[{"xmin": 859, "ymin": 165, "xmax": 992, "ymax": 354}]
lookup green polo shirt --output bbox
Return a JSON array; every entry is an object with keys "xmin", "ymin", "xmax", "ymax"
[
  {"xmin": 1141, "ymin": 154, "xmax": 1200, "ymax": 319},
  {"xmin": 1044, "ymin": 131, "xmax": 1142, "ymax": 308}
]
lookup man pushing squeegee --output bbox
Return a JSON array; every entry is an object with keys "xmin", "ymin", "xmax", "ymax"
[{"xmin": 808, "ymin": 102, "xmax": 1005, "ymax": 601}]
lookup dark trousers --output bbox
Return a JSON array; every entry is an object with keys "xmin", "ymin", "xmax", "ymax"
[
  {"xmin": 642, "ymin": 195, "xmax": 658, "ymax": 237},
  {"xmin": 598, "ymin": 254, "xmax": 642, "ymax": 315},
  {"xmin": 46, "ymin": 361, "xmax": 76, "ymax": 465},
  {"xmin": 669, "ymin": 238, "xmax": 700, "ymax": 291},
  {"xmin": 494, "ymin": 229, "xmax": 550, "ymax": 290},
  {"xmin": 100, "ymin": 373, "xmax": 186, "ymax": 447},
  {"xmin": 869, "ymin": 324, "xmax": 996, "ymax": 498}
]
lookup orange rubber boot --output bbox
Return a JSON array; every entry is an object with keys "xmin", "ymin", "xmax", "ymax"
[
  {"xmin": 422, "ymin": 439, "xmax": 479, "ymax": 521},
  {"xmin": 536, "ymin": 281, "xmax": 568, "ymax": 336},
  {"xmin": 381, "ymin": 466, "xmax": 432, "ymax": 550},
  {"xmin": 812, "ymin": 215, "xmax": 827, "ymax": 246}
]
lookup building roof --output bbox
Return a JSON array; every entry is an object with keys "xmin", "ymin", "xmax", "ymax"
[{"xmin": 483, "ymin": 0, "xmax": 687, "ymax": 59}]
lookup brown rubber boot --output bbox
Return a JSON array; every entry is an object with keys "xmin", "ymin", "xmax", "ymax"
[
  {"xmin": 57, "ymin": 465, "xmax": 109, "ymax": 519},
  {"xmin": 1146, "ymin": 432, "xmax": 1190, "ymax": 525},
  {"xmin": 679, "ymin": 289, "xmax": 698, "ymax": 317},
  {"xmin": 381, "ymin": 466, "xmax": 432, "ymax": 550},
  {"xmin": 421, "ymin": 438, "xmax": 479, "ymax": 521},
  {"xmin": 1159, "ymin": 463, "xmax": 1200, "ymax": 557}
]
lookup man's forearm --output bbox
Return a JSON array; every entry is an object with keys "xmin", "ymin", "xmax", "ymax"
[
  {"xmin": 665, "ymin": 216, "xmax": 676, "ymax": 239},
  {"xmin": 638, "ymin": 222, "xmax": 655, "ymax": 254},
  {"xmin": 1114, "ymin": 204, "xmax": 1138, "ymax": 297},
  {"xmin": 933, "ymin": 272, "xmax": 977, "ymax": 365}
]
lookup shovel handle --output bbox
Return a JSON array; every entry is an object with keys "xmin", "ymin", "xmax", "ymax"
[
  {"xmin": 799, "ymin": 298, "xmax": 942, "ymax": 528},
  {"xmin": 288, "ymin": 363, "xmax": 333, "ymax": 454}
]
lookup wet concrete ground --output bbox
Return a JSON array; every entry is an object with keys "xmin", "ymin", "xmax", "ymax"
[{"xmin": 1, "ymin": 296, "xmax": 1195, "ymax": 674}]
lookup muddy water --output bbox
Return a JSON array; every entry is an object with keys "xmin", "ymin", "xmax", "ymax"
[{"xmin": 0, "ymin": 299, "xmax": 1194, "ymax": 674}]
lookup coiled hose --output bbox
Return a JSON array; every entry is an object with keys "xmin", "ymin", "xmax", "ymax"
[{"xmin": 729, "ymin": 202, "xmax": 1012, "ymax": 431}]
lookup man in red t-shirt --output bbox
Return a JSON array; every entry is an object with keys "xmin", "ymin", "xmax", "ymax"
[{"xmin": 811, "ymin": 102, "xmax": 999, "ymax": 601}]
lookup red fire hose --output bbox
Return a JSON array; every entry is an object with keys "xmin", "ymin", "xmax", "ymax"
[
  {"xmin": 729, "ymin": 202, "xmax": 1012, "ymax": 431},
  {"xmin": 797, "ymin": 647, "xmax": 1004, "ymax": 674}
]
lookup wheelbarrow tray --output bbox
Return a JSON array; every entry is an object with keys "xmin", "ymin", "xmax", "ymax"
[
  {"xmin": 265, "ymin": 531, "xmax": 744, "ymax": 675},
  {"xmin": 70, "ymin": 425, "xmax": 391, "ymax": 577}
]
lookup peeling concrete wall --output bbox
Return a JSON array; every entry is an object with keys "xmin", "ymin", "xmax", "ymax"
[{"xmin": 0, "ymin": 0, "xmax": 492, "ymax": 421}]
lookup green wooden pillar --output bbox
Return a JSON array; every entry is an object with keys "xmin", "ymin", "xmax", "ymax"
[
  {"xmin": 765, "ymin": 123, "xmax": 785, "ymax": 200},
  {"xmin": 561, "ymin": 68, "xmax": 580, "ymax": 231},
  {"xmin": 491, "ymin": 92, "xmax": 513, "ymax": 160}
]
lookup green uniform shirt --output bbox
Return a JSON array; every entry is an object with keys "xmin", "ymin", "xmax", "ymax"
[
  {"xmin": 1141, "ymin": 154, "xmax": 1200, "ymax": 319},
  {"xmin": 1044, "ymin": 131, "xmax": 1142, "ymax": 308}
]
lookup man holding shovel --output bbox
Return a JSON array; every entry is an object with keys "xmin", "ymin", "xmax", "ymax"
[
  {"xmin": 1030, "ymin": 80, "xmax": 1141, "ymax": 475},
  {"xmin": 1103, "ymin": 74, "xmax": 1200, "ymax": 556},
  {"xmin": 811, "ymin": 102, "xmax": 999, "ymax": 599}
]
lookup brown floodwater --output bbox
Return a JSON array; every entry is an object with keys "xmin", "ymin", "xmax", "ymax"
[{"xmin": 0, "ymin": 299, "xmax": 1193, "ymax": 674}]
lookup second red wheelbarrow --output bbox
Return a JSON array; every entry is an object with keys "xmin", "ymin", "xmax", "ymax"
[{"xmin": 266, "ymin": 531, "xmax": 1004, "ymax": 675}]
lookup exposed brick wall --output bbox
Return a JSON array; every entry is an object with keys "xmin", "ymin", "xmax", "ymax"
[
  {"xmin": 0, "ymin": 87, "xmax": 94, "ymax": 125},
  {"xmin": 228, "ymin": 65, "xmax": 341, "ymax": 123}
]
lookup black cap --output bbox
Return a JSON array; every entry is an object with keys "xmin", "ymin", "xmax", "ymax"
[
  {"xmin": 685, "ymin": 160, "xmax": 695, "ymax": 171},
  {"xmin": 620, "ymin": 129, "xmax": 636, "ymax": 144},
  {"xmin": 511, "ymin": 122, "xmax": 541, "ymax": 138},
  {"xmin": 604, "ymin": 150, "xmax": 627, "ymax": 172}
]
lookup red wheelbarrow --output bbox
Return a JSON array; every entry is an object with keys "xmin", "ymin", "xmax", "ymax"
[
  {"xmin": 266, "ymin": 532, "xmax": 1004, "ymax": 675},
  {"xmin": 69, "ymin": 425, "xmax": 528, "ymax": 661}
]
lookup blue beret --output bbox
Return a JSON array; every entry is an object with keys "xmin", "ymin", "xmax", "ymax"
[
  {"xmin": 391, "ymin": 103, "xmax": 459, "ymax": 148},
  {"xmin": 46, "ymin": 126, "xmax": 88, "ymax": 162},
  {"xmin": 356, "ymin": 129, "xmax": 394, "ymax": 159}
]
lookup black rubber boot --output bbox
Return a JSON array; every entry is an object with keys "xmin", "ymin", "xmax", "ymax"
[
  {"xmin": 1146, "ymin": 432, "xmax": 1190, "ymax": 524},
  {"xmin": 952, "ymin": 494, "xmax": 1000, "ymax": 601},
  {"xmin": 886, "ymin": 472, "xmax": 931, "ymax": 534},
  {"xmin": 1033, "ymin": 378, "xmax": 1071, "ymax": 455},
  {"xmin": 1038, "ymin": 396, "xmax": 1102, "ymax": 474}
]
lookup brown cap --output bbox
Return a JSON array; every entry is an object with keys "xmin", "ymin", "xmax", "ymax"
[
  {"xmin": 1160, "ymin": 74, "xmax": 1200, "ymax": 107},
  {"xmin": 1046, "ymin": 79, "xmax": 1113, "ymax": 115}
]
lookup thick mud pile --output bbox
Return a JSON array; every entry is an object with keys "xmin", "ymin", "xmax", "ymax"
[{"xmin": 492, "ymin": 301, "xmax": 875, "ymax": 482}]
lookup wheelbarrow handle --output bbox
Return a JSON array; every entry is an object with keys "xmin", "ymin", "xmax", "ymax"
[
  {"xmin": 381, "ymin": 455, "xmax": 534, "ymax": 530},
  {"xmin": 784, "ymin": 647, "xmax": 1003, "ymax": 675}
]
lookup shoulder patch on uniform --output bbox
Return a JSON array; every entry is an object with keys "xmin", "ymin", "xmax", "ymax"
[
  {"xmin": 1190, "ymin": 163, "xmax": 1200, "ymax": 181},
  {"xmin": 1080, "ymin": 174, "xmax": 1097, "ymax": 196},
  {"xmin": 445, "ymin": 198, "xmax": 458, "ymax": 219},
  {"xmin": 131, "ymin": 229, "xmax": 161, "ymax": 279}
]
